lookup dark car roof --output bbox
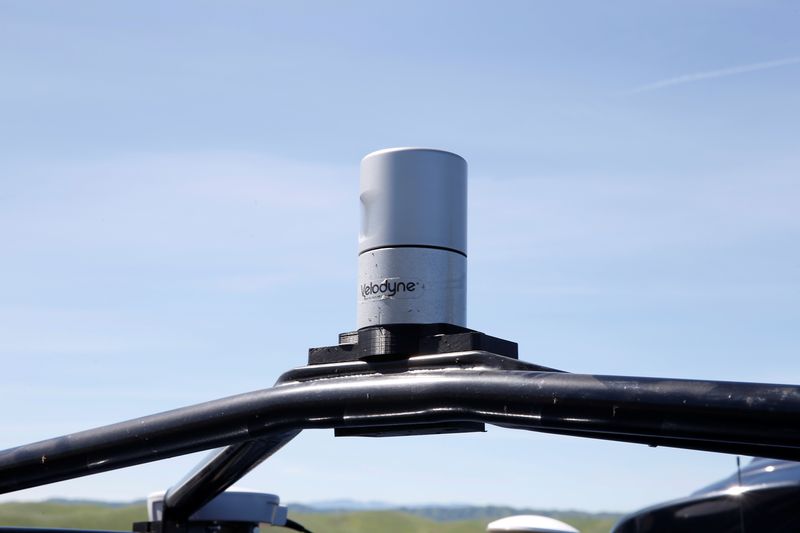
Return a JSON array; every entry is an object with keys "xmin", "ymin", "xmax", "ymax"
[
  {"xmin": 692, "ymin": 458, "xmax": 800, "ymax": 495},
  {"xmin": 612, "ymin": 459, "xmax": 800, "ymax": 533}
]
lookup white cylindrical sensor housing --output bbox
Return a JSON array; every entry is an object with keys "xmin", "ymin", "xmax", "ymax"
[{"xmin": 357, "ymin": 147, "xmax": 467, "ymax": 328}]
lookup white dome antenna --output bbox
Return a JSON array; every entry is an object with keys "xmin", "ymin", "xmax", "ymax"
[{"xmin": 487, "ymin": 515, "xmax": 580, "ymax": 533}]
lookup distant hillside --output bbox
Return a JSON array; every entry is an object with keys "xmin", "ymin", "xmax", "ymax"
[
  {"xmin": 0, "ymin": 502, "xmax": 146, "ymax": 530},
  {"xmin": 400, "ymin": 505, "xmax": 619, "ymax": 524},
  {"xmin": 290, "ymin": 511, "xmax": 617, "ymax": 533},
  {"xmin": 288, "ymin": 502, "xmax": 621, "ymax": 528},
  {"xmin": 0, "ymin": 501, "xmax": 619, "ymax": 533},
  {"xmin": 293, "ymin": 499, "xmax": 395, "ymax": 511},
  {"xmin": 45, "ymin": 499, "xmax": 147, "ymax": 509},
  {"xmin": 291, "ymin": 511, "xmax": 485, "ymax": 533}
]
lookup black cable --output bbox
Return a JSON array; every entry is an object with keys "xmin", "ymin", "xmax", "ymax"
[{"xmin": 282, "ymin": 518, "xmax": 312, "ymax": 532}]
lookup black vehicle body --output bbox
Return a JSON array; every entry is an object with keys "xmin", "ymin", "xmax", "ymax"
[{"xmin": 613, "ymin": 458, "xmax": 800, "ymax": 532}]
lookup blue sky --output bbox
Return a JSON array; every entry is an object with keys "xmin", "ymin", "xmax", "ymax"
[{"xmin": 1, "ymin": 1, "xmax": 799, "ymax": 514}]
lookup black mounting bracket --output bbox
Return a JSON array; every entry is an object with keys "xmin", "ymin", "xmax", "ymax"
[
  {"xmin": 307, "ymin": 323, "xmax": 519, "ymax": 365},
  {"xmin": 304, "ymin": 323, "xmax": 530, "ymax": 437}
]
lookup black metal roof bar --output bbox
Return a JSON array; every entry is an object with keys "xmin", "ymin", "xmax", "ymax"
[
  {"xmin": 162, "ymin": 431, "xmax": 300, "ymax": 521},
  {"xmin": 2, "ymin": 367, "xmax": 800, "ymax": 495},
  {"xmin": 159, "ymin": 351, "xmax": 557, "ymax": 520}
]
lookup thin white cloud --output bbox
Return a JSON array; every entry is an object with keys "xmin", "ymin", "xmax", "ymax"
[
  {"xmin": 626, "ymin": 56, "xmax": 800, "ymax": 94},
  {"xmin": 470, "ymin": 169, "xmax": 800, "ymax": 262}
]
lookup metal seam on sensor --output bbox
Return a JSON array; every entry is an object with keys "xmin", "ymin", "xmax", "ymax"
[{"xmin": 358, "ymin": 244, "xmax": 467, "ymax": 258}]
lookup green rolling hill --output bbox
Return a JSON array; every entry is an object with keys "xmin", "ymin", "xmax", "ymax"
[{"xmin": 0, "ymin": 501, "xmax": 618, "ymax": 533}]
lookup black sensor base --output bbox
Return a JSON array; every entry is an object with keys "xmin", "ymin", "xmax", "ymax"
[
  {"xmin": 307, "ymin": 323, "xmax": 518, "ymax": 365},
  {"xmin": 335, "ymin": 421, "xmax": 485, "ymax": 438},
  {"xmin": 304, "ymin": 324, "xmax": 525, "ymax": 437}
]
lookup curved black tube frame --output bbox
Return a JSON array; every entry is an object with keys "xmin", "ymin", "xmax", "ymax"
[{"xmin": 1, "ymin": 351, "xmax": 799, "ymax": 520}]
